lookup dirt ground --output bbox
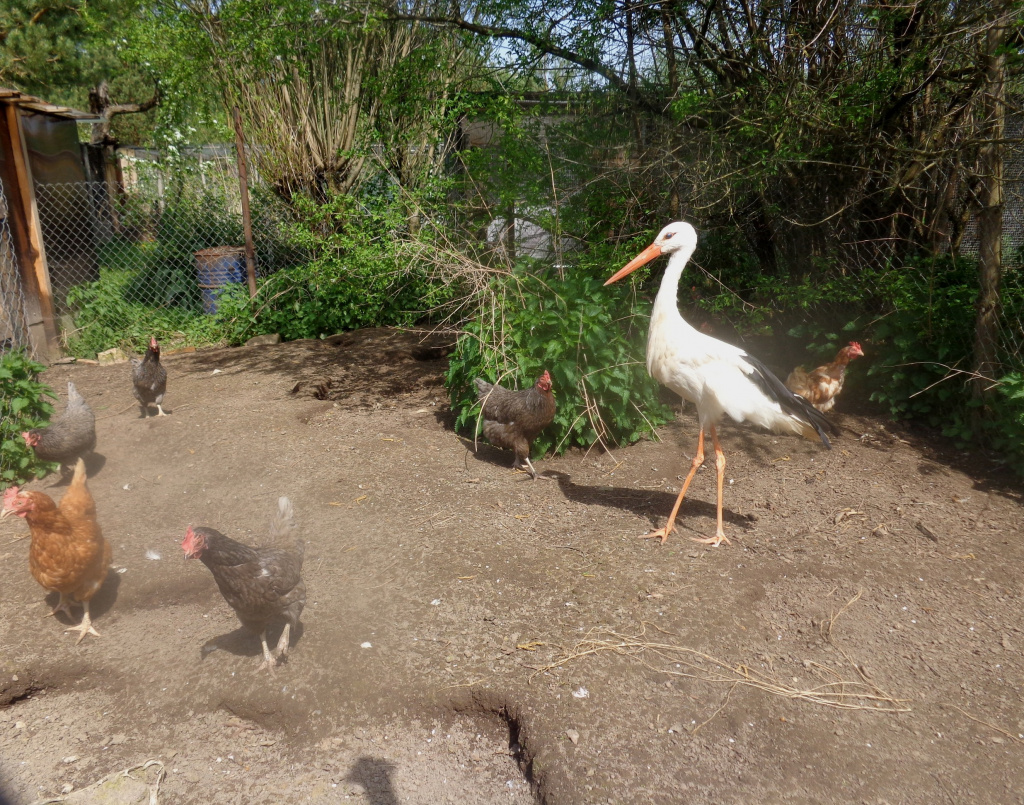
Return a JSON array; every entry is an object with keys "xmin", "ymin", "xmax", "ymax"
[{"xmin": 2, "ymin": 327, "xmax": 1023, "ymax": 805}]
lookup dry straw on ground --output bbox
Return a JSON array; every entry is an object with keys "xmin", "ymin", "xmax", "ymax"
[{"xmin": 527, "ymin": 624, "xmax": 910, "ymax": 714}]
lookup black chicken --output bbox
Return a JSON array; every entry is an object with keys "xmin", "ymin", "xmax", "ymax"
[
  {"xmin": 182, "ymin": 497, "xmax": 305, "ymax": 671},
  {"xmin": 131, "ymin": 336, "xmax": 167, "ymax": 416},
  {"xmin": 474, "ymin": 370, "xmax": 556, "ymax": 479}
]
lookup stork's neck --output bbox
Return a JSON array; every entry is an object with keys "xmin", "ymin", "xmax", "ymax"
[{"xmin": 651, "ymin": 244, "xmax": 696, "ymax": 327}]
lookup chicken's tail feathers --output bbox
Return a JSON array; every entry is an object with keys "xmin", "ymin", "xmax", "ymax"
[
  {"xmin": 67, "ymin": 382, "xmax": 85, "ymax": 406},
  {"xmin": 269, "ymin": 495, "xmax": 297, "ymax": 540},
  {"xmin": 474, "ymin": 377, "xmax": 493, "ymax": 399},
  {"xmin": 784, "ymin": 367, "xmax": 807, "ymax": 391}
]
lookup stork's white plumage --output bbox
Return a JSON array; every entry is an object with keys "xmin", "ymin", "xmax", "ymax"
[{"xmin": 606, "ymin": 222, "xmax": 836, "ymax": 546}]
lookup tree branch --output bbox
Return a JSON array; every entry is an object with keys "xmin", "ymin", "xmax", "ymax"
[{"xmin": 387, "ymin": 9, "xmax": 667, "ymax": 115}]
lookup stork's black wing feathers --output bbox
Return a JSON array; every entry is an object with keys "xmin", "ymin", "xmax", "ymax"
[{"xmin": 740, "ymin": 353, "xmax": 839, "ymax": 448}]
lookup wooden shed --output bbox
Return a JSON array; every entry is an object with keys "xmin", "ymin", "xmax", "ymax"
[{"xmin": 0, "ymin": 88, "xmax": 99, "ymax": 361}]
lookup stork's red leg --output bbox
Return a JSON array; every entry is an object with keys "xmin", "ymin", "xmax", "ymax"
[
  {"xmin": 641, "ymin": 429, "xmax": 705, "ymax": 544},
  {"xmin": 691, "ymin": 425, "xmax": 731, "ymax": 546}
]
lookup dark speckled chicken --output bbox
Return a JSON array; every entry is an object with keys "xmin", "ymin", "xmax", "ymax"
[
  {"xmin": 131, "ymin": 336, "xmax": 167, "ymax": 416},
  {"xmin": 474, "ymin": 370, "xmax": 556, "ymax": 479},
  {"xmin": 22, "ymin": 382, "xmax": 96, "ymax": 477},
  {"xmin": 182, "ymin": 497, "xmax": 305, "ymax": 671}
]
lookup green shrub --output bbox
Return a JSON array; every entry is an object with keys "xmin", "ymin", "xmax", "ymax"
[
  {"xmin": 862, "ymin": 254, "xmax": 1024, "ymax": 471},
  {"xmin": 446, "ymin": 259, "xmax": 673, "ymax": 456},
  {"xmin": 987, "ymin": 372, "xmax": 1024, "ymax": 475},
  {"xmin": 124, "ymin": 195, "xmax": 244, "ymax": 309},
  {"xmin": 867, "ymin": 256, "xmax": 978, "ymax": 431},
  {"xmin": 216, "ymin": 193, "xmax": 454, "ymax": 343},
  {"xmin": 66, "ymin": 268, "xmax": 225, "ymax": 358},
  {"xmin": 0, "ymin": 351, "xmax": 57, "ymax": 486}
]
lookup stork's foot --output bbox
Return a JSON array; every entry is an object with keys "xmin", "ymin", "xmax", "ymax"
[
  {"xmin": 638, "ymin": 527, "xmax": 672, "ymax": 545},
  {"xmin": 690, "ymin": 533, "xmax": 732, "ymax": 547},
  {"xmin": 64, "ymin": 610, "xmax": 101, "ymax": 644}
]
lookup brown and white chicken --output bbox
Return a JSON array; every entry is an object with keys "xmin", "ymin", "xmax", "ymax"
[{"xmin": 785, "ymin": 341, "xmax": 864, "ymax": 413}]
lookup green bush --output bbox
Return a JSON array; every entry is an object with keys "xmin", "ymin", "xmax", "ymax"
[
  {"xmin": 446, "ymin": 258, "xmax": 673, "ymax": 456},
  {"xmin": 985, "ymin": 372, "xmax": 1024, "ymax": 475},
  {"xmin": 0, "ymin": 351, "xmax": 57, "ymax": 486},
  {"xmin": 216, "ymin": 193, "xmax": 454, "ymax": 343},
  {"xmin": 124, "ymin": 195, "xmax": 244, "ymax": 309},
  {"xmin": 66, "ymin": 268, "xmax": 225, "ymax": 358},
  {"xmin": 867, "ymin": 256, "xmax": 978, "ymax": 430},
  {"xmin": 864, "ymin": 255, "xmax": 1024, "ymax": 471}
]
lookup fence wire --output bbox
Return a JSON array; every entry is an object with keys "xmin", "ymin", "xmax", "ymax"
[
  {"xmin": 0, "ymin": 175, "xmax": 32, "ymax": 359},
  {"xmin": 34, "ymin": 156, "xmax": 308, "ymax": 334},
  {"xmin": 22, "ymin": 136, "xmax": 1024, "ymax": 381}
]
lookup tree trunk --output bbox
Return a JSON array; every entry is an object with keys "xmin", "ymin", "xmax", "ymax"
[{"xmin": 972, "ymin": 20, "xmax": 1006, "ymax": 416}]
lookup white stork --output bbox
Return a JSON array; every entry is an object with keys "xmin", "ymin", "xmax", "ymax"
[{"xmin": 606, "ymin": 222, "xmax": 836, "ymax": 546}]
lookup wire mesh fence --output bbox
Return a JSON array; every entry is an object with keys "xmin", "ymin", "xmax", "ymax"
[
  {"xmin": 0, "ymin": 175, "xmax": 32, "ymax": 359},
  {"xmin": 19, "ymin": 132, "xmax": 1024, "ymax": 380},
  {"xmin": 33, "ymin": 147, "xmax": 309, "ymax": 352}
]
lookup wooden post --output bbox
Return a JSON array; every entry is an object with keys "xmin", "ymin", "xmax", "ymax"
[
  {"xmin": 973, "ymin": 19, "xmax": 1006, "ymax": 414},
  {"xmin": 232, "ymin": 106, "xmax": 258, "ymax": 298},
  {"xmin": 0, "ymin": 102, "xmax": 59, "ymax": 361}
]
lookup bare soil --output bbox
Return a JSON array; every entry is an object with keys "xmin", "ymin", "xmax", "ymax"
[{"xmin": 2, "ymin": 327, "xmax": 1023, "ymax": 805}]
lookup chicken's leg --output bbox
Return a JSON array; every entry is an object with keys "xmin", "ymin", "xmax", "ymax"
[
  {"xmin": 690, "ymin": 425, "xmax": 731, "ymax": 547},
  {"xmin": 44, "ymin": 592, "xmax": 74, "ymax": 619},
  {"xmin": 274, "ymin": 623, "xmax": 292, "ymax": 659},
  {"xmin": 64, "ymin": 600, "xmax": 101, "ymax": 644},
  {"xmin": 156, "ymin": 404, "xmax": 167, "ymax": 416},
  {"xmin": 641, "ymin": 429, "xmax": 706, "ymax": 544},
  {"xmin": 255, "ymin": 631, "xmax": 277, "ymax": 673},
  {"xmin": 522, "ymin": 457, "xmax": 553, "ymax": 481}
]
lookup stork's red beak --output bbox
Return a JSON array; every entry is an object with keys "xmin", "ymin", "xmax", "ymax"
[{"xmin": 605, "ymin": 243, "xmax": 663, "ymax": 285}]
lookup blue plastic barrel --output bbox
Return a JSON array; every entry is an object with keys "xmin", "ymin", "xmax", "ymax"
[{"xmin": 195, "ymin": 246, "xmax": 247, "ymax": 314}]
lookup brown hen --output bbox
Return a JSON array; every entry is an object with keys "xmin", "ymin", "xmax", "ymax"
[
  {"xmin": 1, "ymin": 458, "xmax": 111, "ymax": 643},
  {"xmin": 785, "ymin": 342, "xmax": 865, "ymax": 413}
]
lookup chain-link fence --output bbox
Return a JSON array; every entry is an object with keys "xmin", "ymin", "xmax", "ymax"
[
  {"xmin": 0, "ymin": 175, "xmax": 32, "ymax": 359},
  {"xmin": 33, "ymin": 147, "xmax": 308, "ymax": 351}
]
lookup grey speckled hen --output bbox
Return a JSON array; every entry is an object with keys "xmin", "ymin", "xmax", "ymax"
[
  {"xmin": 22, "ymin": 382, "xmax": 96, "ymax": 476},
  {"xmin": 474, "ymin": 371, "xmax": 556, "ymax": 480}
]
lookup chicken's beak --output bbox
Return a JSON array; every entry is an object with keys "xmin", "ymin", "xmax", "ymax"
[
  {"xmin": 0, "ymin": 508, "xmax": 13, "ymax": 520},
  {"xmin": 605, "ymin": 243, "xmax": 663, "ymax": 285}
]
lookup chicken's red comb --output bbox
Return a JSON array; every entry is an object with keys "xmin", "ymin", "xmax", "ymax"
[
  {"xmin": 2, "ymin": 486, "xmax": 22, "ymax": 510},
  {"xmin": 848, "ymin": 341, "xmax": 864, "ymax": 355}
]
